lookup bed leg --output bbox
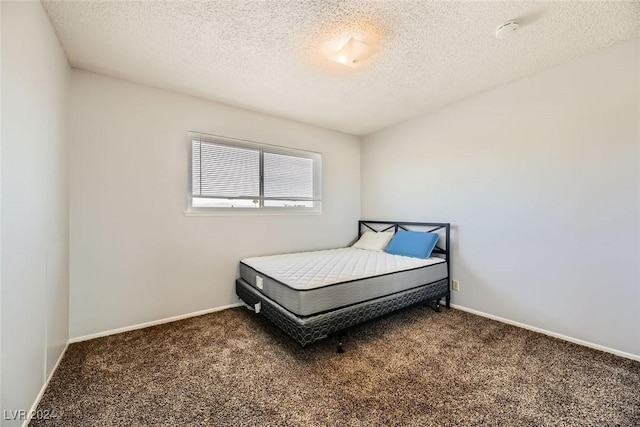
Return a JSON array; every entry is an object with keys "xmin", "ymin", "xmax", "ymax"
[
  {"xmin": 433, "ymin": 301, "xmax": 441, "ymax": 312},
  {"xmin": 337, "ymin": 334, "xmax": 345, "ymax": 353},
  {"xmin": 445, "ymin": 293, "xmax": 451, "ymax": 309}
]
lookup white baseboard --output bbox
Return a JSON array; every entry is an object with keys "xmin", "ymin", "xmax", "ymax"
[
  {"xmin": 450, "ymin": 304, "xmax": 640, "ymax": 362},
  {"xmin": 22, "ymin": 342, "xmax": 69, "ymax": 427},
  {"xmin": 69, "ymin": 303, "xmax": 244, "ymax": 343}
]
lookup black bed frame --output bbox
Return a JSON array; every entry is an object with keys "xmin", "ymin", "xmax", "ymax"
[
  {"xmin": 236, "ymin": 220, "xmax": 451, "ymax": 351},
  {"xmin": 358, "ymin": 220, "xmax": 451, "ymax": 309}
]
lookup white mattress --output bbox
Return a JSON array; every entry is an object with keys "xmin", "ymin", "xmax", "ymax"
[{"xmin": 240, "ymin": 248, "xmax": 447, "ymax": 316}]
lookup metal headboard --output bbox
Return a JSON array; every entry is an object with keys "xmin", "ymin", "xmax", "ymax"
[{"xmin": 358, "ymin": 220, "xmax": 451, "ymax": 280}]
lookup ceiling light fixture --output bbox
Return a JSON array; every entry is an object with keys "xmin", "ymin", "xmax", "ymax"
[{"xmin": 328, "ymin": 37, "xmax": 374, "ymax": 67}]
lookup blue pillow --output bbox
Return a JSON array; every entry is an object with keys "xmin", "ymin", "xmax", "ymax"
[{"xmin": 385, "ymin": 230, "xmax": 439, "ymax": 259}]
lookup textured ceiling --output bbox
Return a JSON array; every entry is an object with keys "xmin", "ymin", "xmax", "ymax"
[{"xmin": 42, "ymin": 1, "xmax": 640, "ymax": 136}]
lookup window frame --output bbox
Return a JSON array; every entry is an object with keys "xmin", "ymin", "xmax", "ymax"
[{"xmin": 186, "ymin": 131, "xmax": 322, "ymax": 215}]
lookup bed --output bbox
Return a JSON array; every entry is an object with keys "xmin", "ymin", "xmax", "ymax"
[{"xmin": 235, "ymin": 220, "xmax": 451, "ymax": 349}]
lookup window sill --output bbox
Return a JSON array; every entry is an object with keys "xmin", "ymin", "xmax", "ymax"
[{"xmin": 184, "ymin": 209, "xmax": 323, "ymax": 217}]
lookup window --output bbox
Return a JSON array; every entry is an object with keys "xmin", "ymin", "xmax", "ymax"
[{"xmin": 188, "ymin": 132, "xmax": 322, "ymax": 213}]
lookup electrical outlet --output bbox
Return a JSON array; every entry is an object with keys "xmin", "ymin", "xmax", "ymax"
[{"xmin": 452, "ymin": 280, "xmax": 460, "ymax": 292}]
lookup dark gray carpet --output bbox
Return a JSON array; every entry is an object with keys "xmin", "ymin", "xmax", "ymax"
[{"xmin": 31, "ymin": 306, "xmax": 640, "ymax": 426}]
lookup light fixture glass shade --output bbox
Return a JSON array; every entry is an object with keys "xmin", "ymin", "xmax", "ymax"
[{"xmin": 328, "ymin": 37, "xmax": 373, "ymax": 67}]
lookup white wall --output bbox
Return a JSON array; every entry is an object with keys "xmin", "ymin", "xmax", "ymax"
[
  {"xmin": 361, "ymin": 38, "xmax": 640, "ymax": 357},
  {"xmin": 69, "ymin": 70, "xmax": 360, "ymax": 338},
  {"xmin": 1, "ymin": 2, "xmax": 70, "ymax": 425}
]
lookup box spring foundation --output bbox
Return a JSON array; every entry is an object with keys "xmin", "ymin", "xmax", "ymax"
[{"xmin": 236, "ymin": 277, "xmax": 449, "ymax": 347}]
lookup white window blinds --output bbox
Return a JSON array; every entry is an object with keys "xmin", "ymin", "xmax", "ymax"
[
  {"xmin": 192, "ymin": 142, "xmax": 260, "ymax": 198},
  {"xmin": 189, "ymin": 133, "xmax": 321, "ymax": 211},
  {"xmin": 264, "ymin": 152, "xmax": 314, "ymax": 200}
]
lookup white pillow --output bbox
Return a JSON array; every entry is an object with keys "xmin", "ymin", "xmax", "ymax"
[{"xmin": 351, "ymin": 231, "xmax": 394, "ymax": 251}]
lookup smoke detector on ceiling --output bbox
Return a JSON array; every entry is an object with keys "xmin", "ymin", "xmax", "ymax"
[{"xmin": 495, "ymin": 21, "xmax": 520, "ymax": 39}]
